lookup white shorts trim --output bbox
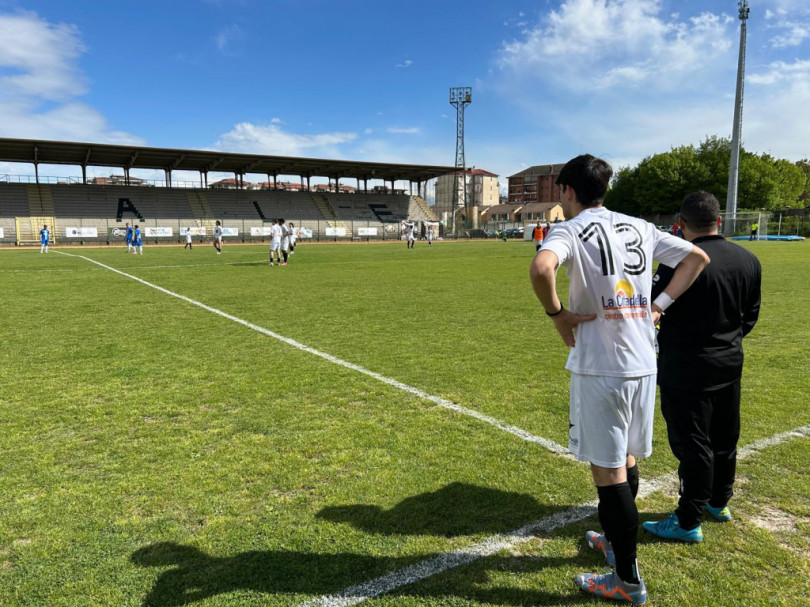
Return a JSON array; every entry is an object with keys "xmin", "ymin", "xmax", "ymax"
[
  {"xmin": 270, "ymin": 239, "xmax": 281, "ymax": 251},
  {"xmin": 568, "ymin": 373, "xmax": 655, "ymax": 468}
]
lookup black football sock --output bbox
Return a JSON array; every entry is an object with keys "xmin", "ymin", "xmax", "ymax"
[
  {"xmin": 597, "ymin": 482, "xmax": 641, "ymax": 584},
  {"xmin": 626, "ymin": 464, "xmax": 639, "ymax": 499}
]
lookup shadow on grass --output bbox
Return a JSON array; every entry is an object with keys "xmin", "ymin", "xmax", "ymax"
[
  {"xmin": 316, "ymin": 481, "xmax": 555, "ymax": 537},
  {"xmin": 133, "ymin": 485, "xmax": 603, "ymax": 605},
  {"xmin": 131, "ymin": 542, "xmax": 587, "ymax": 606}
]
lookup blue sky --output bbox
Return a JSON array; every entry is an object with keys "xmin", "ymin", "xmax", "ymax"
[{"xmin": 0, "ymin": 0, "xmax": 807, "ymax": 190}]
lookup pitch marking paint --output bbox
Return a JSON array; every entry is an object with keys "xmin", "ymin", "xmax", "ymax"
[
  {"xmin": 300, "ymin": 425, "xmax": 810, "ymax": 606},
  {"xmin": 56, "ymin": 251, "xmax": 572, "ymax": 457}
]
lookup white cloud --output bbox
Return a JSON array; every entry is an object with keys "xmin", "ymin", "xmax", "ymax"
[
  {"xmin": 214, "ymin": 24, "xmax": 243, "ymax": 53},
  {"xmin": 498, "ymin": 0, "xmax": 733, "ymax": 91},
  {"xmin": 748, "ymin": 59, "xmax": 810, "ymax": 85},
  {"xmin": 0, "ymin": 11, "xmax": 86, "ymax": 101},
  {"xmin": 364, "ymin": 128, "xmax": 373, "ymax": 134},
  {"xmin": 743, "ymin": 59, "xmax": 810, "ymax": 160},
  {"xmin": 767, "ymin": 20, "xmax": 810, "ymax": 48},
  {"xmin": 0, "ymin": 11, "xmax": 142, "ymax": 144},
  {"xmin": 484, "ymin": 0, "xmax": 775, "ymax": 170},
  {"xmin": 386, "ymin": 126, "xmax": 420, "ymax": 134},
  {"xmin": 396, "ymin": 59, "xmax": 412, "ymax": 68},
  {"xmin": 762, "ymin": 0, "xmax": 810, "ymax": 46},
  {"xmin": 212, "ymin": 122, "xmax": 357, "ymax": 157},
  {"xmin": 270, "ymin": 117, "xmax": 285, "ymax": 124},
  {"xmin": 0, "ymin": 99, "xmax": 143, "ymax": 144}
]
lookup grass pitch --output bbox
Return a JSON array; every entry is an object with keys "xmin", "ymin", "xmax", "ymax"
[{"xmin": 0, "ymin": 240, "xmax": 808, "ymax": 606}]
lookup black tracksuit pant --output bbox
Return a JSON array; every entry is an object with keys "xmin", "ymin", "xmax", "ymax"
[{"xmin": 659, "ymin": 380, "xmax": 740, "ymax": 530}]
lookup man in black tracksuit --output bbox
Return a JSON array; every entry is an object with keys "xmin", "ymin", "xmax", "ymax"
[{"xmin": 644, "ymin": 191, "xmax": 761, "ymax": 542}]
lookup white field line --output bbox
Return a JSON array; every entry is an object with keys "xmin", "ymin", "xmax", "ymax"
[
  {"xmin": 2, "ymin": 259, "xmax": 268, "ymax": 273},
  {"xmin": 55, "ymin": 251, "xmax": 572, "ymax": 458},
  {"xmin": 299, "ymin": 424, "xmax": 810, "ymax": 607}
]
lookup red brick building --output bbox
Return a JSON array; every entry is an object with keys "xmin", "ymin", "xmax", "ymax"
[{"xmin": 508, "ymin": 163, "xmax": 565, "ymax": 204}]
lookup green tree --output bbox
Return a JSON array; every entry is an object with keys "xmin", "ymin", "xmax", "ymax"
[
  {"xmin": 605, "ymin": 136, "xmax": 806, "ymax": 215},
  {"xmin": 739, "ymin": 153, "xmax": 805, "ymax": 210}
]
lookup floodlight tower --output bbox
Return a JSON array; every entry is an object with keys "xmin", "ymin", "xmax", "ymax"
[
  {"xmin": 725, "ymin": 0, "xmax": 750, "ymax": 235},
  {"xmin": 450, "ymin": 87, "xmax": 472, "ymax": 228}
]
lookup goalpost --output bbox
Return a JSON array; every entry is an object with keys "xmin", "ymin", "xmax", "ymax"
[
  {"xmin": 719, "ymin": 211, "xmax": 769, "ymax": 240},
  {"xmin": 16, "ymin": 216, "xmax": 56, "ymax": 246}
]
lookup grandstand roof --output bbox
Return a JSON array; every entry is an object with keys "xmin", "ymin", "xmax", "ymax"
[{"xmin": 0, "ymin": 138, "xmax": 456, "ymax": 183}]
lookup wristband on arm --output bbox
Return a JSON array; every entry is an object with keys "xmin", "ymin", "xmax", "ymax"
[
  {"xmin": 653, "ymin": 292, "xmax": 674, "ymax": 312},
  {"xmin": 546, "ymin": 303, "xmax": 564, "ymax": 317}
]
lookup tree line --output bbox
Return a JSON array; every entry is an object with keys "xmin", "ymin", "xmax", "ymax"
[{"xmin": 604, "ymin": 136, "xmax": 809, "ymax": 216}]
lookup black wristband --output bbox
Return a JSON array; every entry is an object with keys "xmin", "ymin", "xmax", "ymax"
[{"xmin": 546, "ymin": 303, "xmax": 564, "ymax": 317}]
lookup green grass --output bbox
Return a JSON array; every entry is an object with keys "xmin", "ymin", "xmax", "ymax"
[{"xmin": 0, "ymin": 240, "xmax": 808, "ymax": 606}]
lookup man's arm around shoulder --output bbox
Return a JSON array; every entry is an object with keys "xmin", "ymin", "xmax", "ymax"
[{"xmin": 651, "ymin": 245, "xmax": 710, "ymax": 323}]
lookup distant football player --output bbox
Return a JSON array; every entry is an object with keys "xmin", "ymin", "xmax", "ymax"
[
  {"xmin": 40, "ymin": 224, "xmax": 50, "ymax": 253},
  {"xmin": 279, "ymin": 219, "xmax": 290, "ymax": 266},
  {"xmin": 532, "ymin": 221, "xmax": 544, "ymax": 251},
  {"xmin": 403, "ymin": 221, "xmax": 415, "ymax": 249},
  {"xmin": 213, "ymin": 221, "xmax": 223, "ymax": 254},
  {"xmin": 530, "ymin": 154, "xmax": 708, "ymax": 605},
  {"xmin": 125, "ymin": 222, "xmax": 133, "ymax": 253},
  {"xmin": 643, "ymin": 191, "xmax": 761, "ymax": 543},
  {"xmin": 288, "ymin": 222, "xmax": 297, "ymax": 254},
  {"xmin": 132, "ymin": 224, "xmax": 143, "ymax": 255},
  {"xmin": 184, "ymin": 228, "xmax": 193, "ymax": 250},
  {"xmin": 269, "ymin": 219, "xmax": 282, "ymax": 266}
]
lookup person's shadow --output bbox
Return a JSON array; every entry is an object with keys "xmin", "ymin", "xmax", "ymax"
[
  {"xmin": 316, "ymin": 481, "xmax": 557, "ymax": 537},
  {"xmin": 133, "ymin": 483, "xmax": 592, "ymax": 605},
  {"xmin": 132, "ymin": 542, "xmax": 583, "ymax": 606},
  {"xmin": 132, "ymin": 543, "xmax": 410, "ymax": 606}
]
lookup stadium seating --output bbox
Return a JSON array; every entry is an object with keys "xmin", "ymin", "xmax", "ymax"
[{"xmin": 0, "ymin": 182, "xmax": 437, "ymax": 244}]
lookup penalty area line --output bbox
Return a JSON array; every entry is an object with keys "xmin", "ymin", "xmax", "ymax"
[
  {"xmin": 56, "ymin": 251, "xmax": 572, "ymax": 457},
  {"xmin": 298, "ymin": 424, "xmax": 810, "ymax": 607}
]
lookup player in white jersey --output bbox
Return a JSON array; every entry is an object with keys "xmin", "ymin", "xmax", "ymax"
[
  {"xmin": 213, "ymin": 221, "xmax": 223, "ymax": 254},
  {"xmin": 288, "ymin": 222, "xmax": 297, "ymax": 254},
  {"xmin": 184, "ymin": 228, "xmax": 193, "ymax": 250},
  {"xmin": 403, "ymin": 221, "xmax": 415, "ymax": 249},
  {"xmin": 269, "ymin": 219, "xmax": 282, "ymax": 266},
  {"xmin": 279, "ymin": 219, "xmax": 290, "ymax": 265},
  {"xmin": 40, "ymin": 225, "xmax": 50, "ymax": 253},
  {"xmin": 530, "ymin": 154, "xmax": 709, "ymax": 605}
]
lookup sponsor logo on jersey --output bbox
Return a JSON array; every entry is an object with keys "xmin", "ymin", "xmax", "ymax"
[
  {"xmin": 602, "ymin": 280, "xmax": 648, "ymax": 319},
  {"xmin": 602, "ymin": 280, "xmax": 647, "ymax": 310}
]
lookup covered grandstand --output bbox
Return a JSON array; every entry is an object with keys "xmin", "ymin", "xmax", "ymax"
[{"xmin": 0, "ymin": 138, "xmax": 453, "ymax": 245}]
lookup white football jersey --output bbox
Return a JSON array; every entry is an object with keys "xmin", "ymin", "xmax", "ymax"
[
  {"xmin": 270, "ymin": 224, "xmax": 282, "ymax": 242},
  {"xmin": 542, "ymin": 207, "xmax": 693, "ymax": 377}
]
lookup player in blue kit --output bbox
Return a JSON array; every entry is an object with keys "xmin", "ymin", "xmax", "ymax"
[
  {"xmin": 132, "ymin": 224, "xmax": 143, "ymax": 255},
  {"xmin": 40, "ymin": 224, "xmax": 50, "ymax": 253},
  {"xmin": 125, "ymin": 222, "xmax": 133, "ymax": 253}
]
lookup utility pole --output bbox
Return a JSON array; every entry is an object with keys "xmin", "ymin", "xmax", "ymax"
[
  {"xmin": 449, "ymin": 87, "xmax": 471, "ymax": 233},
  {"xmin": 725, "ymin": 0, "xmax": 750, "ymax": 236}
]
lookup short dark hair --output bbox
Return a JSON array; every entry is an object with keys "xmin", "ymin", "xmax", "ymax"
[
  {"xmin": 680, "ymin": 191, "xmax": 719, "ymax": 230},
  {"xmin": 555, "ymin": 154, "xmax": 612, "ymax": 207}
]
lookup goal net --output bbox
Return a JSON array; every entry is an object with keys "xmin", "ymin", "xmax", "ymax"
[{"xmin": 720, "ymin": 212, "xmax": 770, "ymax": 240}]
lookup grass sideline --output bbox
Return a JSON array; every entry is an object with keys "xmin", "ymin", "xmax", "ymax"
[{"xmin": 0, "ymin": 240, "xmax": 808, "ymax": 606}]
